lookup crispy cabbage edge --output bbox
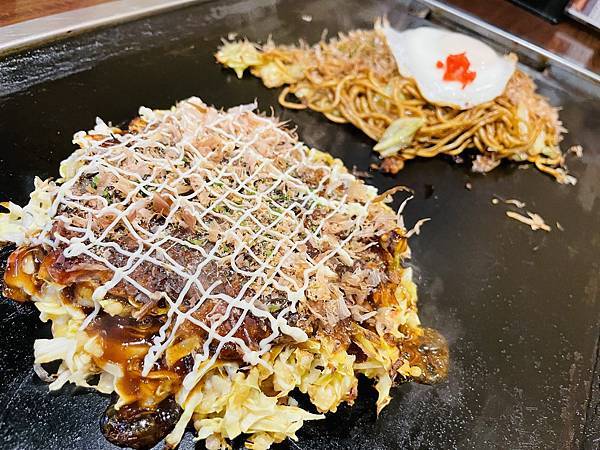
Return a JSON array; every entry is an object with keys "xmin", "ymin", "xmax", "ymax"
[{"xmin": 26, "ymin": 261, "xmax": 423, "ymax": 450}]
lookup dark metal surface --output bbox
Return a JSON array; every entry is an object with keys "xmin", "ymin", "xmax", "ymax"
[
  {"xmin": 508, "ymin": 0, "xmax": 568, "ymax": 24},
  {"xmin": 0, "ymin": 0, "xmax": 598, "ymax": 449}
]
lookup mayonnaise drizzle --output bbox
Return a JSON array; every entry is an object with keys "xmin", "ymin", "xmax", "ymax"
[{"xmin": 33, "ymin": 98, "xmax": 379, "ymax": 383}]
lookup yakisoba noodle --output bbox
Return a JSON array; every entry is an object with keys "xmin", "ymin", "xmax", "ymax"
[{"xmin": 216, "ymin": 23, "xmax": 576, "ymax": 184}]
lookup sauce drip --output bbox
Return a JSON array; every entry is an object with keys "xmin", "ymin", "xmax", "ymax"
[
  {"xmin": 404, "ymin": 327, "xmax": 449, "ymax": 384},
  {"xmin": 101, "ymin": 396, "xmax": 182, "ymax": 450},
  {"xmin": 2, "ymin": 246, "xmax": 42, "ymax": 301},
  {"xmin": 89, "ymin": 314, "xmax": 182, "ymax": 407}
]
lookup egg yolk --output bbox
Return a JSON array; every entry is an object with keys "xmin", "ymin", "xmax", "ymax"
[{"xmin": 436, "ymin": 53, "xmax": 477, "ymax": 89}]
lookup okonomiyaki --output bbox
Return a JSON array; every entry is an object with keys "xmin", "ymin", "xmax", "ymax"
[{"xmin": 0, "ymin": 97, "xmax": 448, "ymax": 449}]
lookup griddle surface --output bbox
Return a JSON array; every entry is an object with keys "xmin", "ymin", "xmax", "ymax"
[{"xmin": 0, "ymin": 1, "xmax": 598, "ymax": 449}]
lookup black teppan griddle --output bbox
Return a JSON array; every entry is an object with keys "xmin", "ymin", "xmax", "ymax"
[{"xmin": 0, "ymin": 1, "xmax": 599, "ymax": 449}]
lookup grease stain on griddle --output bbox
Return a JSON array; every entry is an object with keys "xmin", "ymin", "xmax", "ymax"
[{"xmin": 424, "ymin": 184, "xmax": 435, "ymax": 199}]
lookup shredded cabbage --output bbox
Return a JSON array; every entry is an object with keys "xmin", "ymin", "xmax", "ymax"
[
  {"xmin": 0, "ymin": 177, "xmax": 54, "ymax": 245},
  {"xmin": 216, "ymin": 41, "xmax": 305, "ymax": 88},
  {"xmin": 299, "ymin": 340, "xmax": 357, "ymax": 413},
  {"xmin": 352, "ymin": 326, "xmax": 399, "ymax": 413},
  {"xmin": 215, "ymin": 41, "xmax": 263, "ymax": 78},
  {"xmin": 18, "ymin": 223, "xmax": 425, "ymax": 447},
  {"xmin": 192, "ymin": 366, "xmax": 323, "ymax": 447},
  {"xmin": 23, "ymin": 272, "xmax": 429, "ymax": 449},
  {"xmin": 532, "ymin": 130, "xmax": 560, "ymax": 159},
  {"xmin": 252, "ymin": 61, "xmax": 304, "ymax": 88},
  {"xmin": 15, "ymin": 228, "xmax": 429, "ymax": 449},
  {"xmin": 272, "ymin": 347, "xmax": 314, "ymax": 395},
  {"xmin": 373, "ymin": 117, "xmax": 424, "ymax": 158},
  {"xmin": 33, "ymin": 304, "xmax": 103, "ymax": 392}
]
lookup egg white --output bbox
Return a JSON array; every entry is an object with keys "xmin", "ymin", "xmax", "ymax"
[{"xmin": 383, "ymin": 26, "xmax": 516, "ymax": 109}]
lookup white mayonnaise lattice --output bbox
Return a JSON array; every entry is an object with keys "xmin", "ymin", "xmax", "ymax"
[{"xmin": 30, "ymin": 98, "xmax": 394, "ymax": 382}]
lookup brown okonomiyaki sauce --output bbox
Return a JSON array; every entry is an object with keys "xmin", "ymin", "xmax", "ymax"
[
  {"xmin": 88, "ymin": 314, "xmax": 184, "ymax": 406},
  {"xmin": 2, "ymin": 246, "xmax": 43, "ymax": 301},
  {"xmin": 89, "ymin": 314, "xmax": 186, "ymax": 449},
  {"xmin": 1, "ymin": 241, "xmax": 449, "ymax": 448},
  {"xmin": 2, "ymin": 243, "xmax": 449, "ymax": 391},
  {"xmin": 404, "ymin": 327, "xmax": 449, "ymax": 384}
]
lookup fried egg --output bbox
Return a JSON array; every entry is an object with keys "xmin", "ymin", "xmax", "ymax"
[{"xmin": 383, "ymin": 26, "xmax": 517, "ymax": 109}]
